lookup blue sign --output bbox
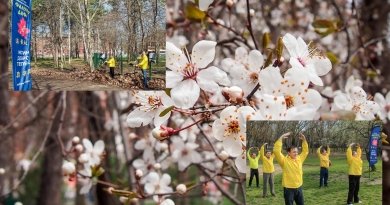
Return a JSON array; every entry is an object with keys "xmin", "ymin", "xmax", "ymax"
[
  {"xmin": 12, "ymin": 0, "xmax": 32, "ymax": 91},
  {"xmin": 368, "ymin": 125, "xmax": 381, "ymax": 166}
]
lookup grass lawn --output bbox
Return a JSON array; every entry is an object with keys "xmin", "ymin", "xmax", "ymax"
[{"xmin": 246, "ymin": 154, "xmax": 382, "ymax": 205}]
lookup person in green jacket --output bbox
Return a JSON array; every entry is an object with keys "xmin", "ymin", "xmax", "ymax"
[{"xmin": 247, "ymin": 147, "xmax": 261, "ymax": 187}]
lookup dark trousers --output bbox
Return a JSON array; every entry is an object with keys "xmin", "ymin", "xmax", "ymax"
[
  {"xmin": 347, "ymin": 175, "xmax": 361, "ymax": 204},
  {"xmin": 249, "ymin": 169, "xmax": 259, "ymax": 187},
  {"xmin": 109, "ymin": 67, "xmax": 115, "ymax": 78},
  {"xmin": 320, "ymin": 167, "xmax": 329, "ymax": 187},
  {"xmin": 142, "ymin": 70, "xmax": 149, "ymax": 88},
  {"xmin": 284, "ymin": 187, "xmax": 304, "ymax": 205}
]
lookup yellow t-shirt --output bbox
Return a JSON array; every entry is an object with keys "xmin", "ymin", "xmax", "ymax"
[
  {"xmin": 138, "ymin": 54, "xmax": 149, "ymax": 70},
  {"xmin": 107, "ymin": 57, "xmax": 116, "ymax": 68},
  {"xmin": 317, "ymin": 146, "xmax": 330, "ymax": 168},
  {"xmin": 247, "ymin": 149, "xmax": 260, "ymax": 169},
  {"xmin": 347, "ymin": 146, "xmax": 363, "ymax": 175},
  {"xmin": 273, "ymin": 139, "xmax": 308, "ymax": 188},
  {"xmin": 260, "ymin": 144, "xmax": 275, "ymax": 173}
]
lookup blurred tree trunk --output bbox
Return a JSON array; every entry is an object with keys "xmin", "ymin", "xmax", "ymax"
[
  {"xmin": 0, "ymin": 0, "xmax": 9, "ymax": 196},
  {"xmin": 36, "ymin": 93, "xmax": 62, "ymax": 205},
  {"xmin": 79, "ymin": 92, "xmax": 119, "ymax": 205},
  {"xmin": 360, "ymin": 0, "xmax": 390, "ymax": 92}
]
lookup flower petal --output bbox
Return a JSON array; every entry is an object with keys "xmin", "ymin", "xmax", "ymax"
[
  {"xmin": 235, "ymin": 47, "xmax": 248, "ymax": 65},
  {"xmin": 310, "ymin": 57, "xmax": 332, "ymax": 76},
  {"xmin": 126, "ymin": 107, "xmax": 155, "ymax": 127},
  {"xmin": 134, "ymin": 139, "xmax": 146, "ymax": 150},
  {"xmin": 333, "ymin": 93, "xmax": 351, "ymax": 111},
  {"xmin": 282, "ymin": 33, "xmax": 299, "ymax": 58},
  {"xmin": 145, "ymin": 183, "xmax": 156, "ymax": 194},
  {"xmin": 212, "ymin": 119, "xmax": 225, "ymax": 141},
  {"xmin": 259, "ymin": 66, "xmax": 283, "ymax": 94},
  {"xmin": 197, "ymin": 66, "xmax": 230, "ymax": 93},
  {"xmin": 234, "ymin": 154, "xmax": 247, "ymax": 173},
  {"xmin": 223, "ymin": 135, "xmax": 242, "ymax": 157},
  {"xmin": 160, "ymin": 173, "xmax": 172, "ymax": 186},
  {"xmin": 191, "ymin": 40, "xmax": 216, "ymax": 69},
  {"xmin": 258, "ymin": 94, "xmax": 286, "ymax": 120},
  {"xmin": 161, "ymin": 92, "xmax": 174, "ymax": 107},
  {"xmin": 248, "ymin": 50, "xmax": 264, "ymax": 71},
  {"xmin": 219, "ymin": 106, "xmax": 238, "ymax": 122},
  {"xmin": 171, "ymin": 79, "xmax": 200, "ymax": 109},
  {"xmin": 198, "ymin": 0, "xmax": 214, "ymax": 11},
  {"xmin": 154, "ymin": 107, "xmax": 171, "ymax": 127},
  {"xmin": 349, "ymin": 86, "xmax": 367, "ymax": 105},
  {"xmin": 286, "ymin": 105, "xmax": 317, "ymax": 120},
  {"xmin": 82, "ymin": 139, "xmax": 93, "ymax": 152},
  {"xmin": 93, "ymin": 140, "xmax": 105, "ymax": 155},
  {"xmin": 296, "ymin": 37, "xmax": 309, "ymax": 57},
  {"xmin": 166, "ymin": 42, "xmax": 188, "ymax": 72},
  {"xmin": 307, "ymin": 70, "xmax": 324, "ymax": 86},
  {"xmin": 166, "ymin": 71, "xmax": 184, "ymax": 88}
]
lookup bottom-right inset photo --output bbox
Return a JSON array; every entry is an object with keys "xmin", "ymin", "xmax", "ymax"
[{"xmin": 246, "ymin": 121, "xmax": 383, "ymax": 205}]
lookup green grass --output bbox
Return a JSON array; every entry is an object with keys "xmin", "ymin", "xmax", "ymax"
[{"xmin": 246, "ymin": 154, "xmax": 382, "ymax": 205}]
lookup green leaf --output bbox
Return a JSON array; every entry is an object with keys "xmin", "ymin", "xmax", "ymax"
[
  {"xmin": 92, "ymin": 166, "xmax": 105, "ymax": 177},
  {"xmin": 185, "ymin": 3, "xmax": 206, "ymax": 21},
  {"xmin": 276, "ymin": 37, "xmax": 284, "ymax": 60},
  {"xmin": 159, "ymin": 106, "xmax": 174, "ymax": 117},
  {"xmin": 366, "ymin": 69, "xmax": 377, "ymax": 79},
  {"xmin": 312, "ymin": 19, "xmax": 339, "ymax": 37},
  {"xmin": 326, "ymin": 52, "xmax": 339, "ymax": 65},
  {"xmin": 165, "ymin": 88, "xmax": 172, "ymax": 97},
  {"xmin": 262, "ymin": 32, "xmax": 271, "ymax": 50},
  {"xmin": 264, "ymin": 52, "xmax": 273, "ymax": 68}
]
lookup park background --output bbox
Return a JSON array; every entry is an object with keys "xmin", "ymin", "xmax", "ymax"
[
  {"xmin": 246, "ymin": 121, "xmax": 383, "ymax": 205},
  {"xmin": 8, "ymin": 0, "xmax": 166, "ymax": 90}
]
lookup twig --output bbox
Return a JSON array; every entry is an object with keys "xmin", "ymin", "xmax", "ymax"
[
  {"xmin": 0, "ymin": 91, "xmax": 49, "ymax": 134},
  {"xmin": 330, "ymin": 0, "xmax": 351, "ymax": 64},
  {"xmin": 0, "ymin": 96, "xmax": 62, "ymax": 199},
  {"xmin": 245, "ymin": 0, "xmax": 258, "ymax": 50},
  {"xmin": 56, "ymin": 92, "xmax": 68, "ymax": 157}
]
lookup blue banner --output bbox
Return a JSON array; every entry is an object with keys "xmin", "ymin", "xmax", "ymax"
[
  {"xmin": 368, "ymin": 125, "xmax": 381, "ymax": 166},
  {"xmin": 12, "ymin": 0, "xmax": 32, "ymax": 91}
]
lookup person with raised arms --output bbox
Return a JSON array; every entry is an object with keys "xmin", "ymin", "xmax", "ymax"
[
  {"xmin": 247, "ymin": 147, "xmax": 261, "ymax": 188},
  {"xmin": 346, "ymin": 143, "xmax": 363, "ymax": 205},
  {"xmin": 273, "ymin": 132, "xmax": 308, "ymax": 205},
  {"xmin": 259, "ymin": 143, "xmax": 275, "ymax": 197},
  {"xmin": 317, "ymin": 145, "xmax": 331, "ymax": 188}
]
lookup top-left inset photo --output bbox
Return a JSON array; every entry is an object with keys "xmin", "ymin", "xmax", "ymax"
[{"xmin": 9, "ymin": 0, "xmax": 166, "ymax": 91}]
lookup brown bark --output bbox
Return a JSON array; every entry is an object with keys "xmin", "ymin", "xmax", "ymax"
[
  {"xmin": 0, "ymin": 0, "xmax": 9, "ymax": 198},
  {"xmin": 36, "ymin": 93, "xmax": 63, "ymax": 205}
]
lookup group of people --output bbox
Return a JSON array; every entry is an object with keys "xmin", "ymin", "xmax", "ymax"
[
  {"xmin": 101, "ymin": 51, "xmax": 150, "ymax": 88},
  {"xmin": 247, "ymin": 132, "xmax": 363, "ymax": 205}
]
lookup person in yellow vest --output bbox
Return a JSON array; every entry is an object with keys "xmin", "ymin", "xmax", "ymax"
[
  {"xmin": 137, "ymin": 51, "xmax": 149, "ymax": 89},
  {"xmin": 273, "ymin": 132, "xmax": 308, "ymax": 205},
  {"xmin": 317, "ymin": 145, "xmax": 331, "ymax": 188},
  {"xmin": 260, "ymin": 143, "xmax": 275, "ymax": 197},
  {"xmin": 346, "ymin": 143, "xmax": 363, "ymax": 205},
  {"xmin": 247, "ymin": 147, "xmax": 260, "ymax": 188},
  {"xmin": 107, "ymin": 56, "xmax": 116, "ymax": 78}
]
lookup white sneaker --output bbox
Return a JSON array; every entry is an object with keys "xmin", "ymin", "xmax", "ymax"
[{"xmin": 358, "ymin": 201, "xmax": 362, "ymax": 203}]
